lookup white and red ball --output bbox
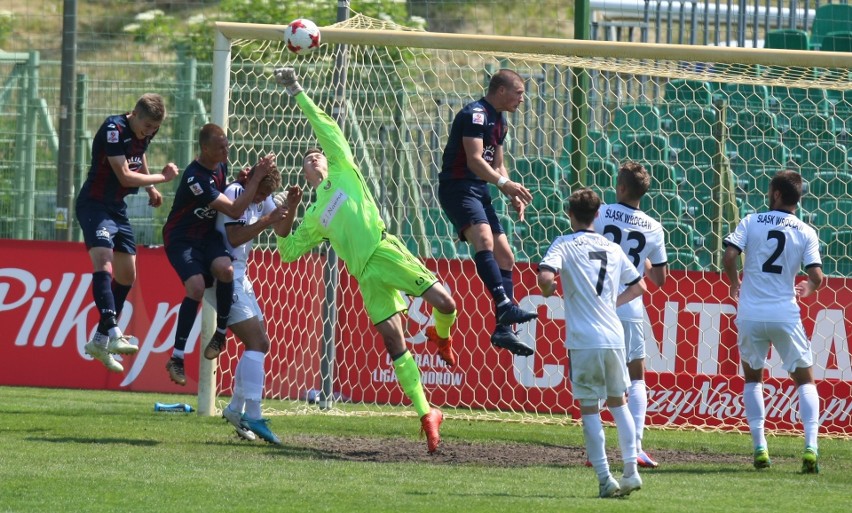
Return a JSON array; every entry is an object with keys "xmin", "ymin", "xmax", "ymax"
[{"xmin": 285, "ymin": 19, "xmax": 321, "ymax": 55}]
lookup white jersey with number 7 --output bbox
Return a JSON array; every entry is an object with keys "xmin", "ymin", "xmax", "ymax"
[{"xmin": 540, "ymin": 230, "xmax": 641, "ymax": 351}]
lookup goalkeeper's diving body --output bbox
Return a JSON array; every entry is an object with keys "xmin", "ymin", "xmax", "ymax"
[{"xmin": 273, "ymin": 68, "xmax": 458, "ymax": 453}]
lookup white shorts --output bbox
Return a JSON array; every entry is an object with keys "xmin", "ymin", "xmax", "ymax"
[
  {"xmin": 621, "ymin": 320, "xmax": 646, "ymax": 362},
  {"xmin": 203, "ymin": 275, "xmax": 263, "ymax": 326},
  {"xmin": 736, "ymin": 319, "xmax": 814, "ymax": 373},
  {"xmin": 568, "ymin": 348, "xmax": 630, "ymax": 401}
]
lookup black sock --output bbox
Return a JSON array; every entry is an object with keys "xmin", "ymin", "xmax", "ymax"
[
  {"xmin": 473, "ymin": 250, "xmax": 507, "ymax": 305},
  {"xmin": 112, "ymin": 280, "xmax": 132, "ymax": 318},
  {"xmin": 174, "ymin": 297, "xmax": 200, "ymax": 352},
  {"xmin": 474, "ymin": 250, "xmax": 508, "ymax": 307},
  {"xmin": 501, "ymin": 268, "xmax": 515, "ymax": 304},
  {"xmin": 92, "ymin": 271, "xmax": 117, "ymax": 334},
  {"xmin": 215, "ymin": 280, "xmax": 234, "ymax": 331}
]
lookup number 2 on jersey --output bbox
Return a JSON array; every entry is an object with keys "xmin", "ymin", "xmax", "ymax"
[{"xmin": 761, "ymin": 229, "xmax": 785, "ymax": 274}]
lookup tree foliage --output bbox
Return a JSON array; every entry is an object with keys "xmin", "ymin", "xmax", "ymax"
[{"xmin": 125, "ymin": 0, "xmax": 420, "ymax": 62}]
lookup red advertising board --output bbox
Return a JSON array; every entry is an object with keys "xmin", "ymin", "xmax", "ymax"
[
  {"xmin": 2, "ymin": 239, "xmax": 851, "ymax": 433},
  {"xmin": 0, "ymin": 240, "xmax": 323, "ymax": 395}
]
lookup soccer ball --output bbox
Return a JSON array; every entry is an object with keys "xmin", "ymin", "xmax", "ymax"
[{"xmin": 285, "ymin": 19, "xmax": 321, "ymax": 55}]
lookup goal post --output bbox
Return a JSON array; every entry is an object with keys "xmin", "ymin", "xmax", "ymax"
[{"xmin": 200, "ymin": 15, "xmax": 852, "ymax": 436}]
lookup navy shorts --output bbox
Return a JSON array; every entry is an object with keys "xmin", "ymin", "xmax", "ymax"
[
  {"xmin": 437, "ymin": 179, "xmax": 505, "ymax": 242},
  {"xmin": 75, "ymin": 200, "xmax": 136, "ymax": 254},
  {"xmin": 165, "ymin": 232, "xmax": 231, "ymax": 285}
]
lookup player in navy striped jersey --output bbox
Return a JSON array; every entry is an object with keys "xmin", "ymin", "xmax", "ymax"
[
  {"xmin": 438, "ymin": 69, "xmax": 537, "ymax": 357},
  {"xmin": 593, "ymin": 161, "xmax": 668, "ymax": 468},
  {"xmin": 538, "ymin": 188, "xmax": 646, "ymax": 498},
  {"xmin": 161, "ymin": 123, "xmax": 274, "ymax": 386},
  {"xmin": 723, "ymin": 170, "xmax": 823, "ymax": 473},
  {"xmin": 76, "ymin": 93, "xmax": 179, "ymax": 373}
]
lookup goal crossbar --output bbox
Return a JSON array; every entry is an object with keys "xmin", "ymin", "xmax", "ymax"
[{"xmin": 216, "ymin": 21, "xmax": 852, "ymax": 84}]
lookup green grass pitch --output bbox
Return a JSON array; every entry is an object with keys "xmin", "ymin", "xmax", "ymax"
[{"xmin": 1, "ymin": 386, "xmax": 850, "ymax": 512}]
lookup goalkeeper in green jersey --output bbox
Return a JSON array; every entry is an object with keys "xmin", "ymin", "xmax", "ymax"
[{"xmin": 273, "ymin": 68, "xmax": 457, "ymax": 453}]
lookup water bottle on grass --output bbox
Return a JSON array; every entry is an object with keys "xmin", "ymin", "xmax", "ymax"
[{"xmin": 154, "ymin": 402, "xmax": 194, "ymax": 412}]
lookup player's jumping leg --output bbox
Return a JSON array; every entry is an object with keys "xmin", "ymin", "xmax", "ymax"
[
  {"xmin": 167, "ymin": 292, "xmax": 201, "ymax": 386},
  {"xmin": 487, "ymin": 233, "xmax": 535, "ymax": 356},
  {"xmin": 378, "ymin": 315, "xmax": 442, "ymax": 453},
  {"xmin": 106, "ymin": 251, "xmax": 140, "ymax": 355},
  {"xmin": 85, "ymin": 249, "xmax": 126, "ymax": 372},
  {"xmin": 422, "ymin": 283, "xmax": 458, "ymax": 367},
  {"xmin": 206, "ymin": 257, "xmax": 235, "ymax": 360}
]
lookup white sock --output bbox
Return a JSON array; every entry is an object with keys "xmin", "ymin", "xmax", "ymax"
[
  {"xmin": 108, "ymin": 326, "xmax": 122, "ymax": 339},
  {"xmin": 743, "ymin": 382, "xmax": 767, "ymax": 449},
  {"xmin": 582, "ymin": 413, "xmax": 610, "ymax": 483},
  {"xmin": 229, "ymin": 356, "xmax": 247, "ymax": 414},
  {"xmin": 610, "ymin": 404, "xmax": 638, "ymax": 477},
  {"xmin": 628, "ymin": 380, "xmax": 647, "ymax": 452},
  {"xmin": 797, "ymin": 383, "xmax": 820, "ymax": 449},
  {"xmin": 171, "ymin": 349, "xmax": 185, "ymax": 359},
  {"xmin": 240, "ymin": 350, "xmax": 266, "ymax": 420}
]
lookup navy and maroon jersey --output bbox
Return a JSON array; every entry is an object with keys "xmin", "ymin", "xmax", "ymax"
[
  {"xmin": 439, "ymin": 98, "xmax": 507, "ymax": 182},
  {"xmin": 76, "ymin": 114, "xmax": 155, "ymax": 208},
  {"xmin": 162, "ymin": 160, "xmax": 228, "ymax": 246}
]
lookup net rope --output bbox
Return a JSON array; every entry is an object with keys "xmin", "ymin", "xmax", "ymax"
[{"xmin": 213, "ymin": 14, "xmax": 852, "ymax": 438}]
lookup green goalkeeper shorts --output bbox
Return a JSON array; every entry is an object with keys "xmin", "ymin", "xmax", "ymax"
[{"xmin": 357, "ymin": 233, "xmax": 438, "ymax": 325}]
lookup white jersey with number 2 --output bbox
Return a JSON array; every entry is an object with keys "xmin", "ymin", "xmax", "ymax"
[
  {"xmin": 540, "ymin": 230, "xmax": 642, "ymax": 350},
  {"xmin": 723, "ymin": 209, "xmax": 822, "ymax": 322}
]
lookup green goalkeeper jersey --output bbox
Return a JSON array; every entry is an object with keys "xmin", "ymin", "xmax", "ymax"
[{"xmin": 276, "ymin": 92, "xmax": 387, "ymax": 279}]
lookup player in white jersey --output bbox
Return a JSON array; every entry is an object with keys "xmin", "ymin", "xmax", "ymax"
[
  {"xmin": 202, "ymin": 165, "xmax": 294, "ymax": 445},
  {"xmin": 723, "ymin": 170, "xmax": 823, "ymax": 474},
  {"xmin": 593, "ymin": 161, "xmax": 668, "ymax": 468},
  {"xmin": 538, "ymin": 188, "xmax": 647, "ymax": 498}
]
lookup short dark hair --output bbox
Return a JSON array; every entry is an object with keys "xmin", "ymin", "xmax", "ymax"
[
  {"xmin": 568, "ymin": 187, "xmax": 601, "ymax": 225},
  {"xmin": 771, "ymin": 170, "xmax": 803, "ymax": 205},
  {"xmin": 617, "ymin": 161, "xmax": 651, "ymax": 202},
  {"xmin": 303, "ymin": 148, "xmax": 323, "ymax": 159},
  {"xmin": 134, "ymin": 93, "xmax": 166, "ymax": 122},
  {"xmin": 198, "ymin": 123, "xmax": 225, "ymax": 147},
  {"xmin": 487, "ymin": 69, "xmax": 523, "ymax": 95}
]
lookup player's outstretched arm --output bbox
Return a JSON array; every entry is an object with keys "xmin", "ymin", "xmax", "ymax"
[
  {"xmin": 273, "ymin": 186, "xmax": 303, "ymax": 237},
  {"xmin": 225, "ymin": 204, "xmax": 288, "ymax": 248},
  {"xmin": 212, "ymin": 154, "xmax": 275, "ymax": 219},
  {"xmin": 273, "ymin": 67, "xmax": 354, "ymax": 167},
  {"xmin": 108, "ymin": 155, "xmax": 179, "ymax": 190},
  {"xmin": 146, "ymin": 162, "xmax": 180, "ymax": 207}
]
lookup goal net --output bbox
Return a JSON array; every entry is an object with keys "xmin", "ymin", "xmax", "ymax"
[{"xmin": 207, "ymin": 14, "xmax": 852, "ymax": 435}]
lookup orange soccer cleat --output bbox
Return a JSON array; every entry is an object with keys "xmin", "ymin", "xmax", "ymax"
[
  {"xmin": 425, "ymin": 326, "xmax": 456, "ymax": 368},
  {"xmin": 420, "ymin": 407, "xmax": 443, "ymax": 454}
]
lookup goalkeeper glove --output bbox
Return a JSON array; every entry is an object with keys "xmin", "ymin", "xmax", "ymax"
[{"xmin": 274, "ymin": 67, "xmax": 304, "ymax": 96}]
